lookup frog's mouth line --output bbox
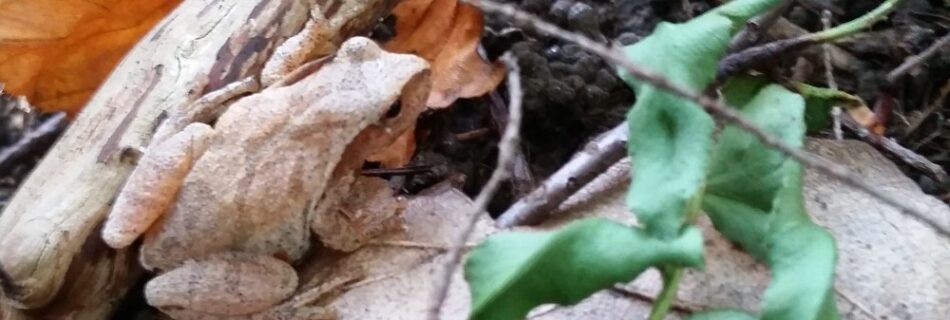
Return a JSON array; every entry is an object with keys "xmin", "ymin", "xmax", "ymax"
[{"xmin": 269, "ymin": 55, "xmax": 336, "ymax": 89}]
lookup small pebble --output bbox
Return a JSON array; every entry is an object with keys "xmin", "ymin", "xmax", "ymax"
[
  {"xmin": 595, "ymin": 69, "xmax": 620, "ymax": 90},
  {"xmin": 568, "ymin": 2, "xmax": 600, "ymax": 36},
  {"xmin": 546, "ymin": 79, "xmax": 577, "ymax": 102},
  {"xmin": 543, "ymin": 45, "xmax": 562, "ymax": 60},
  {"xmin": 576, "ymin": 55, "xmax": 601, "ymax": 81},
  {"xmin": 550, "ymin": 0, "xmax": 574, "ymax": 23},
  {"xmin": 549, "ymin": 62, "xmax": 575, "ymax": 77},
  {"xmin": 563, "ymin": 75, "xmax": 586, "ymax": 92},
  {"xmin": 582, "ymin": 85, "xmax": 609, "ymax": 106},
  {"xmin": 616, "ymin": 32, "xmax": 642, "ymax": 45}
]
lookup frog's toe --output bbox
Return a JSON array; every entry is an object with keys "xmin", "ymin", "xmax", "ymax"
[{"xmin": 145, "ymin": 253, "xmax": 297, "ymax": 317}]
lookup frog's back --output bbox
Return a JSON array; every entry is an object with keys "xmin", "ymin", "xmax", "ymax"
[
  {"xmin": 139, "ymin": 84, "xmax": 374, "ymax": 270},
  {"xmin": 139, "ymin": 37, "xmax": 430, "ymax": 270},
  {"xmin": 139, "ymin": 95, "xmax": 320, "ymax": 270}
]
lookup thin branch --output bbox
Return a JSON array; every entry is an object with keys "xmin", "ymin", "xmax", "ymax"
[
  {"xmin": 465, "ymin": 0, "xmax": 949, "ymax": 237},
  {"xmin": 426, "ymin": 53, "xmax": 524, "ymax": 319},
  {"xmin": 812, "ymin": 0, "xmax": 901, "ymax": 41},
  {"xmin": 834, "ymin": 286, "xmax": 881, "ymax": 320},
  {"xmin": 903, "ymin": 79, "xmax": 950, "ymax": 138},
  {"xmin": 718, "ymin": 0, "xmax": 902, "ymax": 80},
  {"xmin": 497, "ymin": 122, "xmax": 627, "ymax": 227},
  {"xmin": 727, "ymin": 0, "xmax": 794, "ymax": 52},
  {"xmin": 610, "ymin": 285, "xmax": 705, "ymax": 314},
  {"xmin": 821, "ymin": 10, "xmax": 843, "ymax": 140},
  {"xmin": 841, "ymin": 115, "xmax": 949, "ymax": 184},
  {"xmin": 368, "ymin": 240, "xmax": 477, "ymax": 250},
  {"xmin": 0, "ymin": 112, "xmax": 68, "ymax": 175},
  {"xmin": 886, "ymin": 32, "xmax": 950, "ymax": 83}
]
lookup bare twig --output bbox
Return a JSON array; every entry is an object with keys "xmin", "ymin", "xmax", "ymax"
[
  {"xmin": 489, "ymin": 86, "xmax": 537, "ymax": 198},
  {"xmin": 821, "ymin": 10, "xmax": 843, "ymax": 140},
  {"xmin": 886, "ymin": 32, "xmax": 950, "ymax": 83},
  {"xmin": 841, "ymin": 115, "xmax": 949, "ymax": 185},
  {"xmin": 718, "ymin": 0, "xmax": 901, "ymax": 81},
  {"xmin": 727, "ymin": 0, "xmax": 794, "ymax": 52},
  {"xmin": 360, "ymin": 165, "xmax": 433, "ymax": 177},
  {"xmin": 426, "ymin": 53, "xmax": 523, "ymax": 319},
  {"xmin": 904, "ymin": 79, "xmax": 950, "ymax": 138},
  {"xmin": 497, "ymin": 123, "xmax": 627, "ymax": 227},
  {"xmin": 287, "ymin": 274, "xmax": 362, "ymax": 308},
  {"xmin": 454, "ymin": 127, "xmax": 492, "ymax": 141},
  {"xmin": 0, "ymin": 112, "xmax": 68, "ymax": 175},
  {"xmin": 610, "ymin": 285, "xmax": 706, "ymax": 314},
  {"xmin": 834, "ymin": 286, "xmax": 881, "ymax": 320},
  {"xmin": 466, "ymin": 0, "xmax": 949, "ymax": 237},
  {"xmin": 768, "ymin": 18, "xmax": 864, "ymax": 74},
  {"xmin": 368, "ymin": 240, "xmax": 477, "ymax": 250}
]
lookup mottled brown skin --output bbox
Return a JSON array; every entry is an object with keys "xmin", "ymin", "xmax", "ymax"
[{"xmin": 102, "ymin": 37, "xmax": 430, "ymax": 318}]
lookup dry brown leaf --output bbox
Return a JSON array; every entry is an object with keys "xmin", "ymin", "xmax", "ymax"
[
  {"xmin": 295, "ymin": 184, "xmax": 496, "ymax": 319},
  {"xmin": 366, "ymin": 126, "xmax": 418, "ymax": 168},
  {"xmin": 0, "ymin": 0, "xmax": 181, "ymax": 116},
  {"xmin": 386, "ymin": 0, "xmax": 505, "ymax": 108}
]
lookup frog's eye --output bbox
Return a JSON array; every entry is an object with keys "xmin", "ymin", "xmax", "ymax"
[{"xmin": 385, "ymin": 100, "xmax": 402, "ymax": 119}]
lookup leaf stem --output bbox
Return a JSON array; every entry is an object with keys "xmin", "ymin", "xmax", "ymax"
[
  {"xmin": 649, "ymin": 267, "xmax": 685, "ymax": 320},
  {"xmin": 812, "ymin": 0, "xmax": 901, "ymax": 41}
]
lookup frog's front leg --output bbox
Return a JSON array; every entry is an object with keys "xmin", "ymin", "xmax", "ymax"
[
  {"xmin": 144, "ymin": 253, "xmax": 304, "ymax": 319},
  {"xmin": 102, "ymin": 123, "xmax": 213, "ymax": 248},
  {"xmin": 261, "ymin": 4, "xmax": 333, "ymax": 87}
]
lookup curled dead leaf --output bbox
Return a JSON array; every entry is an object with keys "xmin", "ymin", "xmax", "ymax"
[
  {"xmin": 366, "ymin": 127, "xmax": 418, "ymax": 168},
  {"xmin": 386, "ymin": 0, "xmax": 505, "ymax": 108},
  {"xmin": 796, "ymin": 82, "xmax": 885, "ymax": 135},
  {"xmin": 0, "ymin": 0, "xmax": 181, "ymax": 116}
]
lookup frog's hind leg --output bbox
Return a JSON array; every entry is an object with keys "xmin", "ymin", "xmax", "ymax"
[
  {"xmin": 102, "ymin": 123, "xmax": 213, "ymax": 248},
  {"xmin": 144, "ymin": 253, "xmax": 299, "ymax": 318}
]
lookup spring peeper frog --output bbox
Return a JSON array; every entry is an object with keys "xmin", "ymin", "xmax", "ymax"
[{"xmin": 100, "ymin": 37, "xmax": 430, "ymax": 319}]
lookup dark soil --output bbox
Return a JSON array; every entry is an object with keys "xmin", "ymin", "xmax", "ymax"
[{"xmin": 0, "ymin": 95, "xmax": 63, "ymax": 210}]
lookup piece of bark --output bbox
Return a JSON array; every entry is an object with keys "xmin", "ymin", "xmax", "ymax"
[
  {"xmin": 0, "ymin": 0, "xmax": 314, "ymax": 313},
  {"xmin": 2, "ymin": 223, "xmax": 141, "ymax": 319}
]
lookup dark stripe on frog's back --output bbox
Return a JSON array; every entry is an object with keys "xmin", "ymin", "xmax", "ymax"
[
  {"xmin": 140, "ymin": 149, "xmax": 247, "ymax": 270},
  {"xmin": 229, "ymin": 138, "xmax": 313, "ymax": 260},
  {"xmin": 316, "ymin": 0, "xmax": 343, "ymax": 17},
  {"xmin": 140, "ymin": 94, "xmax": 299, "ymax": 267}
]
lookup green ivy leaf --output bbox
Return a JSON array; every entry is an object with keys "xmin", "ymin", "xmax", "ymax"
[
  {"xmin": 793, "ymin": 82, "xmax": 869, "ymax": 131},
  {"xmin": 620, "ymin": 0, "xmax": 781, "ymax": 239},
  {"xmin": 464, "ymin": 218, "xmax": 704, "ymax": 320},
  {"xmin": 703, "ymin": 76, "xmax": 839, "ymax": 319}
]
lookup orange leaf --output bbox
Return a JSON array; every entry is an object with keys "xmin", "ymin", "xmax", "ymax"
[
  {"xmin": 366, "ymin": 126, "xmax": 417, "ymax": 168},
  {"xmin": 386, "ymin": 0, "xmax": 505, "ymax": 108},
  {"xmin": 0, "ymin": 0, "xmax": 181, "ymax": 116}
]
